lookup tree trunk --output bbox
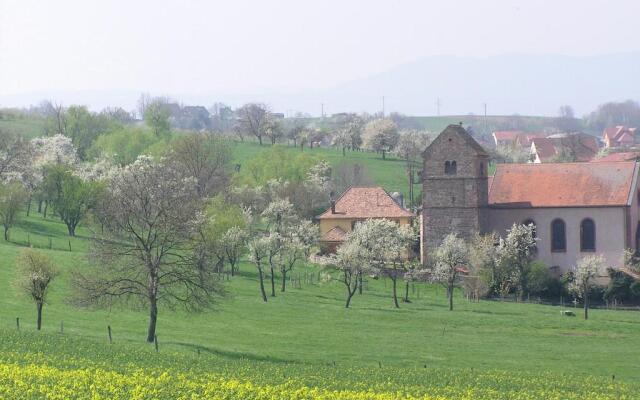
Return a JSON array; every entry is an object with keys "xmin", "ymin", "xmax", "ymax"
[
  {"xmin": 281, "ymin": 270, "xmax": 287, "ymax": 292},
  {"xmin": 342, "ymin": 147, "xmax": 346, "ymax": 156},
  {"xmin": 38, "ymin": 200, "xmax": 42, "ymax": 213},
  {"xmin": 404, "ymin": 281, "xmax": 410, "ymax": 303},
  {"xmin": 358, "ymin": 272, "xmax": 363, "ymax": 294},
  {"xmin": 258, "ymin": 267, "xmax": 268, "ymax": 302},
  {"xmin": 26, "ymin": 197, "xmax": 32, "ymax": 216},
  {"xmin": 270, "ymin": 266, "xmax": 276, "ymax": 297},
  {"xmin": 230, "ymin": 262, "xmax": 235, "ymax": 277},
  {"xmin": 448, "ymin": 285, "xmax": 454, "ymax": 311},
  {"xmin": 258, "ymin": 136, "xmax": 263, "ymax": 145},
  {"xmin": 146, "ymin": 298, "xmax": 158, "ymax": 343},
  {"xmin": 345, "ymin": 272, "xmax": 358, "ymax": 308},
  {"xmin": 382, "ymin": 150, "xmax": 386, "ymax": 160},
  {"xmin": 584, "ymin": 293, "xmax": 589, "ymax": 320},
  {"xmin": 67, "ymin": 223, "xmax": 76, "ymax": 237},
  {"xmin": 392, "ymin": 276, "xmax": 399, "ymax": 308},
  {"xmin": 3, "ymin": 226, "xmax": 8, "ymax": 241},
  {"xmin": 43, "ymin": 201, "xmax": 48, "ymax": 218},
  {"xmin": 36, "ymin": 302, "xmax": 43, "ymax": 330}
]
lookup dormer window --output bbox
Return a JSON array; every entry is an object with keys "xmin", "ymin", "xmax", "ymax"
[{"xmin": 444, "ymin": 160, "xmax": 457, "ymax": 175}]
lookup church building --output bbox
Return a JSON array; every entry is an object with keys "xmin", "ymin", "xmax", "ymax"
[{"xmin": 422, "ymin": 125, "xmax": 640, "ymax": 274}]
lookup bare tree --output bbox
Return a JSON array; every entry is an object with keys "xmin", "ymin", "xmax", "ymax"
[
  {"xmin": 236, "ymin": 103, "xmax": 268, "ymax": 145},
  {"xmin": 13, "ymin": 249, "xmax": 58, "ymax": 330},
  {"xmin": 167, "ymin": 133, "xmax": 232, "ymax": 197},
  {"xmin": 72, "ymin": 156, "xmax": 223, "ymax": 343}
]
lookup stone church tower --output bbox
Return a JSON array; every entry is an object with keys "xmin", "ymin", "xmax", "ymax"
[{"xmin": 421, "ymin": 124, "xmax": 489, "ymax": 263}]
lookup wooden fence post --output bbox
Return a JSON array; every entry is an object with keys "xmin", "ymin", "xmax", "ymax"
[
  {"xmin": 68, "ymin": 240, "xmax": 72, "ymax": 252},
  {"xmin": 16, "ymin": 317, "xmax": 19, "ymax": 331},
  {"xmin": 154, "ymin": 335, "xmax": 159, "ymax": 352},
  {"xmin": 108, "ymin": 325, "xmax": 112, "ymax": 344}
]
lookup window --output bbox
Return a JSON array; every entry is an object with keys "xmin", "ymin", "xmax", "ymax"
[
  {"xmin": 580, "ymin": 218, "xmax": 596, "ymax": 251},
  {"xmin": 479, "ymin": 162, "xmax": 484, "ymax": 176},
  {"xmin": 551, "ymin": 219, "xmax": 566, "ymax": 252},
  {"xmin": 444, "ymin": 160, "xmax": 457, "ymax": 175}
]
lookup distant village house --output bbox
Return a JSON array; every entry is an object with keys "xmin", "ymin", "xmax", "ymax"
[{"xmin": 317, "ymin": 187, "xmax": 414, "ymax": 253}]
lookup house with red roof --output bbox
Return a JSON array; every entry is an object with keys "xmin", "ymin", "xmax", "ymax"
[
  {"xmin": 422, "ymin": 124, "xmax": 640, "ymax": 275},
  {"xmin": 492, "ymin": 131, "xmax": 546, "ymax": 148},
  {"xmin": 317, "ymin": 186, "xmax": 414, "ymax": 253},
  {"xmin": 530, "ymin": 133, "xmax": 599, "ymax": 163},
  {"xmin": 603, "ymin": 126, "xmax": 636, "ymax": 148}
]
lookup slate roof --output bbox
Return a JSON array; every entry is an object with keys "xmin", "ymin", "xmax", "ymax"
[
  {"xmin": 489, "ymin": 162, "xmax": 638, "ymax": 208},
  {"xmin": 317, "ymin": 187, "xmax": 414, "ymax": 219}
]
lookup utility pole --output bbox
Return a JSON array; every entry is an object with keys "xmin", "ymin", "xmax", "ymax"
[{"xmin": 484, "ymin": 103, "xmax": 488, "ymax": 135}]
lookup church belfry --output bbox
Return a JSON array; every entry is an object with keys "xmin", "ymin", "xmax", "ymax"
[{"xmin": 421, "ymin": 124, "xmax": 489, "ymax": 263}]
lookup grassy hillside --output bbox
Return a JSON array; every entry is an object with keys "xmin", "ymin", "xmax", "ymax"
[
  {"xmin": 0, "ymin": 116, "xmax": 46, "ymax": 138},
  {"xmin": 231, "ymin": 141, "xmax": 414, "ymax": 199},
  {"xmin": 1, "ymin": 212, "xmax": 640, "ymax": 381},
  {"xmin": 405, "ymin": 115, "xmax": 558, "ymax": 134}
]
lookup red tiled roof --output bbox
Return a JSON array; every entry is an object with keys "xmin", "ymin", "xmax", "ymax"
[
  {"xmin": 322, "ymin": 226, "xmax": 347, "ymax": 242},
  {"xmin": 531, "ymin": 134, "xmax": 598, "ymax": 162},
  {"xmin": 493, "ymin": 131, "xmax": 525, "ymax": 141},
  {"xmin": 593, "ymin": 152, "xmax": 640, "ymax": 162},
  {"xmin": 520, "ymin": 133, "xmax": 547, "ymax": 146},
  {"xmin": 603, "ymin": 126, "xmax": 637, "ymax": 145},
  {"xmin": 489, "ymin": 162, "xmax": 637, "ymax": 208},
  {"xmin": 317, "ymin": 187, "xmax": 415, "ymax": 219},
  {"xmin": 531, "ymin": 138, "xmax": 556, "ymax": 160}
]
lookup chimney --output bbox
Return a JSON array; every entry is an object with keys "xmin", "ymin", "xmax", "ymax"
[{"xmin": 329, "ymin": 191, "xmax": 336, "ymax": 214}]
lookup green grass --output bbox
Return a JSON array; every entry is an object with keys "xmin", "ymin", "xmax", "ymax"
[
  {"xmin": 0, "ymin": 117, "xmax": 46, "ymax": 138},
  {"xmin": 1, "ymin": 212, "xmax": 640, "ymax": 383},
  {"xmin": 231, "ymin": 141, "xmax": 414, "ymax": 199}
]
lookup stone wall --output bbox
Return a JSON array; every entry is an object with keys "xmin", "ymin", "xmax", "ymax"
[{"xmin": 421, "ymin": 125, "xmax": 489, "ymax": 263}]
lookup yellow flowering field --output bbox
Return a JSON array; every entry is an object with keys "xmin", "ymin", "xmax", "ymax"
[{"xmin": 0, "ymin": 330, "xmax": 637, "ymax": 399}]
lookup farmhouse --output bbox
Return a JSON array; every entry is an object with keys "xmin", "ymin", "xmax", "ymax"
[
  {"xmin": 422, "ymin": 124, "xmax": 640, "ymax": 274},
  {"xmin": 317, "ymin": 186, "xmax": 414, "ymax": 253},
  {"xmin": 603, "ymin": 125, "xmax": 636, "ymax": 148},
  {"xmin": 529, "ymin": 133, "xmax": 599, "ymax": 163}
]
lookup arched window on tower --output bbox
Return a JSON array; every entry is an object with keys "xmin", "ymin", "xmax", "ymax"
[
  {"xmin": 551, "ymin": 219, "xmax": 566, "ymax": 252},
  {"xmin": 445, "ymin": 160, "xmax": 457, "ymax": 175},
  {"xmin": 580, "ymin": 218, "xmax": 596, "ymax": 252}
]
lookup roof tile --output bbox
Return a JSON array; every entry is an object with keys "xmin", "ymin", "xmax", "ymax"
[
  {"xmin": 489, "ymin": 162, "xmax": 637, "ymax": 207},
  {"xmin": 317, "ymin": 187, "xmax": 415, "ymax": 219}
]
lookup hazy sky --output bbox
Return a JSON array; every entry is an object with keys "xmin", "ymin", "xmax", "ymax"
[{"xmin": 1, "ymin": 0, "xmax": 639, "ymax": 109}]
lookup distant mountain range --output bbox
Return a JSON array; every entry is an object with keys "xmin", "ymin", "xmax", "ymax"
[{"xmin": 2, "ymin": 52, "xmax": 639, "ymax": 117}]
